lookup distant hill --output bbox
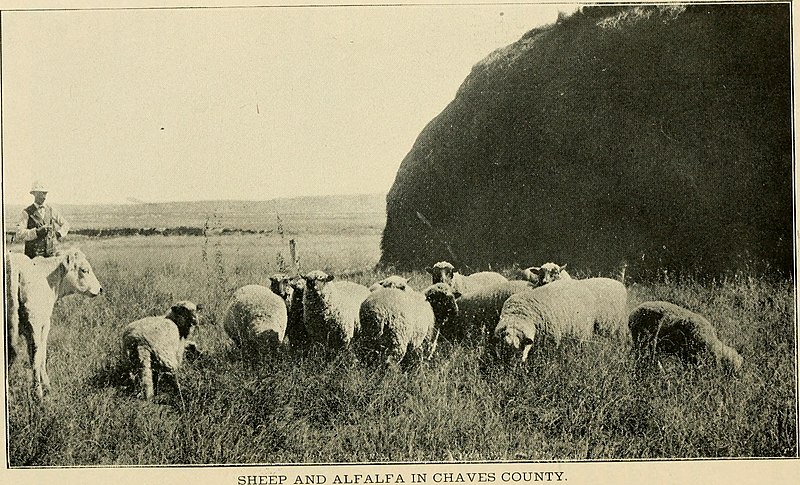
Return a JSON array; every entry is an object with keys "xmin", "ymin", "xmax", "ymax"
[
  {"xmin": 380, "ymin": 4, "xmax": 792, "ymax": 279},
  {"xmin": 4, "ymin": 193, "xmax": 386, "ymax": 232}
]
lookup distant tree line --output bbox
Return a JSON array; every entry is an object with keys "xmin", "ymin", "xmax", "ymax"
[{"xmin": 5, "ymin": 226, "xmax": 272, "ymax": 241}]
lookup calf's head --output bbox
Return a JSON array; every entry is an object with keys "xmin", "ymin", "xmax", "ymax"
[{"xmin": 59, "ymin": 249, "xmax": 103, "ymax": 297}]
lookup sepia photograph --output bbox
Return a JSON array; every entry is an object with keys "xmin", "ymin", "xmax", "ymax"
[{"xmin": 1, "ymin": 0, "xmax": 797, "ymax": 482}]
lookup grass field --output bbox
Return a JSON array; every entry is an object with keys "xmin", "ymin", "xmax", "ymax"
[{"xmin": 4, "ymin": 211, "xmax": 797, "ymax": 465}]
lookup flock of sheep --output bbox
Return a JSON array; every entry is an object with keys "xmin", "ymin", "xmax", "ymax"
[
  {"xmin": 5, "ymin": 250, "xmax": 744, "ymax": 402},
  {"xmin": 122, "ymin": 261, "xmax": 744, "ymax": 401}
]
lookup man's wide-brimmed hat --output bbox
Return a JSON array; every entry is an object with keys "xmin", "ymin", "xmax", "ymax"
[{"xmin": 30, "ymin": 181, "xmax": 48, "ymax": 194}]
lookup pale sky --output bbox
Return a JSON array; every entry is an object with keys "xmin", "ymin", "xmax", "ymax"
[{"xmin": 2, "ymin": 3, "xmax": 578, "ymax": 205}]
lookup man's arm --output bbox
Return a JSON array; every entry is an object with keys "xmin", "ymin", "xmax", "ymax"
[
  {"xmin": 15, "ymin": 211, "xmax": 39, "ymax": 242},
  {"xmin": 52, "ymin": 208, "xmax": 70, "ymax": 238}
]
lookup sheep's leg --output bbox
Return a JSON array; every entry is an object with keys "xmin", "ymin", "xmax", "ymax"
[
  {"xmin": 427, "ymin": 329, "xmax": 440, "ymax": 360},
  {"xmin": 521, "ymin": 343, "xmax": 533, "ymax": 362},
  {"xmin": 136, "ymin": 346, "xmax": 154, "ymax": 400}
]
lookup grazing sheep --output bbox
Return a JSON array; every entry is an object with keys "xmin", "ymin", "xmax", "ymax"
[
  {"xmin": 426, "ymin": 261, "xmax": 508, "ymax": 294},
  {"xmin": 6, "ymin": 249, "xmax": 103, "ymax": 399},
  {"xmin": 628, "ymin": 301, "xmax": 744, "ymax": 373},
  {"xmin": 122, "ymin": 301, "xmax": 202, "ymax": 401},
  {"xmin": 581, "ymin": 277, "xmax": 629, "ymax": 342},
  {"xmin": 494, "ymin": 277, "xmax": 627, "ymax": 362},
  {"xmin": 369, "ymin": 275, "xmax": 414, "ymax": 292},
  {"xmin": 520, "ymin": 262, "xmax": 571, "ymax": 286},
  {"xmin": 302, "ymin": 270, "xmax": 371, "ymax": 347},
  {"xmin": 359, "ymin": 289, "xmax": 428, "ymax": 364},
  {"xmin": 224, "ymin": 285, "xmax": 287, "ymax": 354},
  {"xmin": 451, "ymin": 280, "xmax": 535, "ymax": 341}
]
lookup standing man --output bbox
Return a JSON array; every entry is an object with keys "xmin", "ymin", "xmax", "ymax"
[{"xmin": 16, "ymin": 181, "xmax": 70, "ymax": 258}]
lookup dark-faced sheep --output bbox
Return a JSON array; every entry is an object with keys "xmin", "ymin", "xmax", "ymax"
[
  {"xmin": 302, "ymin": 270, "xmax": 371, "ymax": 347},
  {"xmin": 269, "ymin": 273, "xmax": 307, "ymax": 348},
  {"xmin": 122, "ymin": 301, "xmax": 203, "ymax": 401},
  {"xmin": 628, "ymin": 301, "xmax": 743, "ymax": 373},
  {"xmin": 520, "ymin": 262, "xmax": 571, "ymax": 286}
]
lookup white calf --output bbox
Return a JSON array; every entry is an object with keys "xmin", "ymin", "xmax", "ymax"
[{"xmin": 5, "ymin": 249, "xmax": 103, "ymax": 399}]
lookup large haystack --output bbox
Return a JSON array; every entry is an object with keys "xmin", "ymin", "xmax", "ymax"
[{"xmin": 380, "ymin": 4, "xmax": 792, "ymax": 279}]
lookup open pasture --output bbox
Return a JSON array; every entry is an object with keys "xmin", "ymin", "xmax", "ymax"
[{"xmin": 4, "ymin": 216, "xmax": 797, "ymax": 465}]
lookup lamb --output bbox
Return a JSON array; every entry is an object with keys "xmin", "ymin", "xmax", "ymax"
[
  {"xmin": 223, "ymin": 284, "xmax": 288, "ymax": 354},
  {"xmin": 494, "ymin": 277, "xmax": 628, "ymax": 362},
  {"xmin": 450, "ymin": 280, "xmax": 535, "ymax": 341},
  {"xmin": 628, "ymin": 301, "xmax": 744, "ymax": 373},
  {"xmin": 426, "ymin": 261, "xmax": 508, "ymax": 294},
  {"xmin": 302, "ymin": 270, "xmax": 371, "ymax": 347},
  {"xmin": 122, "ymin": 301, "xmax": 202, "ymax": 401},
  {"xmin": 369, "ymin": 275, "xmax": 414, "ymax": 292},
  {"xmin": 358, "ymin": 283, "xmax": 460, "ymax": 364},
  {"xmin": 520, "ymin": 262, "xmax": 571, "ymax": 286}
]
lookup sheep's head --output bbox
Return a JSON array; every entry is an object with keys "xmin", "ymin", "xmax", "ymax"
[
  {"xmin": 424, "ymin": 283, "xmax": 460, "ymax": 327},
  {"xmin": 531, "ymin": 262, "xmax": 569, "ymax": 285},
  {"xmin": 719, "ymin": 345, "xmax": 744, "ymax": 375},
  {"xmin": 168, "ymin": 300, "xmax": 203, "ymax": 339},
  {"xmin": 302, "ymin": 270, "xmax": 335, "ymax": 294},
  {"xmin": 269, "ymin": 273, "xmax": 299, "ymax": 308},
  {"xmin": 494, "ymin": 326, "xmax": 534, "ymax": 362},
  {"xmin": 520, "ymin": 267, "xmax": 541, "ymax": 285},
  {"xmin": 370, "ymin": 275, "xmax": 411, "ymax": 292},
  {"xmin": 426, "ymin": 261, "xmax": 456, "ymax": 285}
]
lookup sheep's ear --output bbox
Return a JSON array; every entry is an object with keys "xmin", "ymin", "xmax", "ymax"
[
  {"xmin": 530, "ymin": 266, "xmax": 541, "ymax": 272},
  {"xmin": 425, "ymin": 267, "xmax": 434, "ymax": 275},
  {"xmin": 171, "ymin": 305, "xmax": 180, "ymax": 314},
  {"xmin": 196, "ymin": 303, "xmax": 204, "ymax": 311},
  {"xmin": 324, "ymin": 274, "xmax": 335, "ymax": 282},
  {"xmin": 559, "ymin": 263, "xmax": 568, "ymax": 271},
  {"xmin": 452, "ymin": 289, "xmax": 462, "ymax": 299}
]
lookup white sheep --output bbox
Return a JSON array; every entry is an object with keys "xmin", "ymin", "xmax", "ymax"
[
  {"xmin": 426, "ymin": 261, "xmax": 508, "ymax": 294},
  {"xmin": 358, "ymin": 283, "xmax": 459, "ymax": 364},
  {"xmin": 223, "ymin": 284, "xmax": 287, "ymax": 354},
  {"xmin": 369, "ymin": 275, "xmax": 414, "ymax": 292},
  {"xmin": 302, "ymin": 270, "xmax": 371, "ymax": 347},
  {"xmin": 122, "ymin": 301, "xmax": 202, "ymax": 401},
  {"xmin": 451, "ymin": 280, "xmax": 535, "ymax": 341},
  {"xmin": 628, "ymin": 301, "xmax": 743, "ymax": 373},
  {"xmin": 581, "ymin": 277, "xmax": 629, "ymax": 341},
  {"xmin": 494, "ymin": 277, "xmax": 628, "ymax": 362},
  {"xmin": 520, "ymin": 262, "xmax": 571, "ymax": 286}
]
